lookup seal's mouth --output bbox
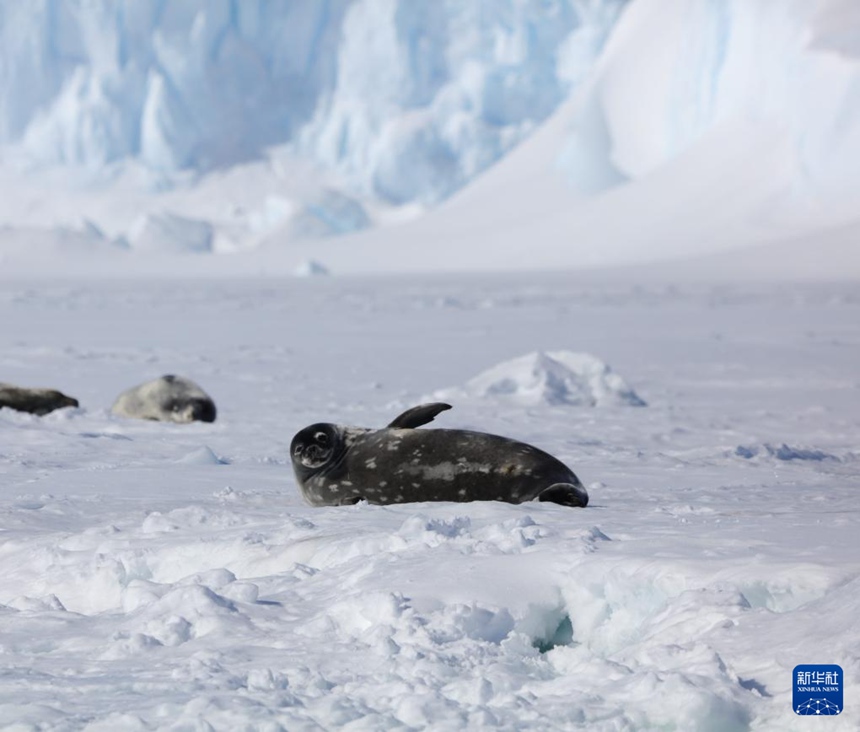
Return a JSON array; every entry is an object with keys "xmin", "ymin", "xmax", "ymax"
[
  {"xmin": 295, "ymin": 433, "xmax": 335, "ymax": 468},
  {"xmin": 300, "ymin": 443, "xmax": 332, "ymax": 467}
]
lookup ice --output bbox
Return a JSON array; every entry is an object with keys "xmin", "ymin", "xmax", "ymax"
[
  {"xmin": 435, "ymin": 350, "xmax": 646, "ymax": 407},
  {"xmin": 298, "ymin": 0, "xmax": 624, "ymax": 204},
  {"xmin": 279, "ymin": 190, "xmax": 371, "ymax": 241},
  {"xmin": 127, "ymin": 212, "xmax": 213, "ymax": 254},
  {"xmin": 0, "ymin": 0, "xmax": 621, "ymax": 203},
  {"xmin": 0, "ymin": 2, "xmax": 858, "ymax": 275},
  {"xmin": 242, "ymin": 189, "xmax": 371, "ymax": 247},
  {"xmin": 293, "ymin": 259, "xmax": 331, "ymax": 278},
  {"xmin": 0, "ymin": 275, "xmax": 857, "ymax": 729}
]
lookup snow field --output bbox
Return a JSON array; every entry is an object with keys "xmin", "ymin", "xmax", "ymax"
[{"xmin": 0, "ymin": 275, "xmax": 858, "ymax": 730}]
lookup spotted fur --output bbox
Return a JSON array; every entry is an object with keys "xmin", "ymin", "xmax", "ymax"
[{"xmin": 290, "ymin": 403, "xmax": 588, "ymax": 508}]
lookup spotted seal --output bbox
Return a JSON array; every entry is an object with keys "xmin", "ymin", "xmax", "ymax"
[
  {"xmin": 111, "ymin": 375, "xmax": 216, "ymax": 423},
  {"xmin": 0, "ymin": 383, "xmax": 79, "ymax": 415},
  {"xmin": 290, "ymin": 403, "xmax": 588, "ymax": 508}
]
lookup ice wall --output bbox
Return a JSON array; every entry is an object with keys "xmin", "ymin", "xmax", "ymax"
[
  {"xmin": 3, "ymin": 1, "xmax": 348, "ymax": 171},
  {"xmin": 2, "ymin": 0, "xmax": 858, "ymax": 225},
  {"xmin": 0, "ymin": 0, "xmax": 625, "ymax": 203}
]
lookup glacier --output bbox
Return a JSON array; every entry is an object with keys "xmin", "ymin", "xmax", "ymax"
[
  {"xmin": 0, "ymin": 0, "xmax": 626, "ymax": 204},
  {"xmin": 0, "ymin": 0, "xmax": 858, "ymax": 272}
]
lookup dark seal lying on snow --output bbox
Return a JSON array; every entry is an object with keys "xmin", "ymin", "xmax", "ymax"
[
  {"xmin": 290, "ymin": 403, "xmax": 588, "ymax": 508},
  {"xmin": 111, "ymin": 375, "xmax": 217, "ymax": 423},
  {"xmin": 0, "ymin": 383, "xmax": 79, "ymax": 415}
]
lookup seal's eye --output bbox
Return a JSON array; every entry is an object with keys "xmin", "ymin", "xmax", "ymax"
[
  {"xmin": 314, "ymin": 432, "xmax": 329, "ymax": 445},
  {"xmin": 293, "ymin": 445, "xmax": 303, "ymax": 455}
]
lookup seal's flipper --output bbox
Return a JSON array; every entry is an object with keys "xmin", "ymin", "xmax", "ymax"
[
  {"xmin": 387, "ymin": 402, "xmax": 452, "ymax": 429},
  {"xmin": 538, "ymin": 483, "xmax": 589, "ymax": 508}
]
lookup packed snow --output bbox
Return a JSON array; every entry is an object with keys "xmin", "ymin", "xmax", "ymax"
[{"xmin": 0, "ymin": 275, "xmax": 858, "ymax": 730}]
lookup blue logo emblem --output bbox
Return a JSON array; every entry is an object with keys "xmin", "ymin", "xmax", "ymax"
[{"xmin": 793, "ymin": 664, "xmax": 843, "ymax": 715}]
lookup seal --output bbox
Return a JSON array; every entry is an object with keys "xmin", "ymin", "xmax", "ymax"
[
  {"xmin": 111, "ymin": 375, "xmax": 216, "ymax": 423},
  {"xmin": 0, "ymin": 382, "xmax": 79, "ymax": 415},
  {"xmin": 290, "ymin": 403, "xmax": 588, "ymax": 508}
]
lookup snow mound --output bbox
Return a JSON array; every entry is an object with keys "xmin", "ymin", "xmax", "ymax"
[
  {"xmin": 175, "ymin": 446, "xmax": 227, "ymax": 466},
  {"xmin": 128, "ymin": 212, "xmax": 214, "ymax": 254},
  {"xmin": 294, "ymin": 260, "xmax": 331, "ymax": 278},
  {"xmin": 435, "ymin": 351, "xmax": 646, "ymax": 407}
]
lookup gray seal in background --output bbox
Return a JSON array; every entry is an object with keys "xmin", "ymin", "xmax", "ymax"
[
  {"xmin": 111, "ymin": 375, "xmax": 216, "ymax": 423},
  {"xmin": 0, "ymin": 383, "xmax": 79, "ymax": 415},
  {"xmin": 290, "ymin": 403, "xmax": 588, "ymax": 508}
]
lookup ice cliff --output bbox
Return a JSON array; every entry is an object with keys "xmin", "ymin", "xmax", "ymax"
[
  {"xmin": 0, "ymin": 0, "xmax": 858, "ymax": 269},
  {"xmin": 0, "ymin": 0, "xmax": 625, "ymax": 204}
]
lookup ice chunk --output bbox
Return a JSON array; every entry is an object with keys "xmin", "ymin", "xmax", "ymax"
[
  {"xmin": 293, "ymin": 259, "xmax": 330, "ymax": 277},
  {"xmin": 128, "ymin": 212, "xmax": 213, "ymax": 254}
]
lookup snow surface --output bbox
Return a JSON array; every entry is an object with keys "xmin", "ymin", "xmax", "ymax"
[{"xmin": 1, "ymin": 274, "xmax": 858, "ymax": 730}]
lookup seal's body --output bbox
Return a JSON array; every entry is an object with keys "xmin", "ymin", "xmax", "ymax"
[
  {"xmin": 0, "ymin": 383, "xmax": 79, "ymax": 415},
  {"xmin": 111, "ymin": 375, "xmax": 216, "ymax": 423},
  {"xmin": 291, "ymin": 403, "xmax": 587, "ymax": 508}
]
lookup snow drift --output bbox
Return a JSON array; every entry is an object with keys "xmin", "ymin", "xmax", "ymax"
[{"xmin": 434, "ymin": 351, "xmax": 646, "ymax": 407}]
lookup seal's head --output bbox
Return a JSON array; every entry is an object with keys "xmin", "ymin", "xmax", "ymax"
[
  {"xmin": 290, "ymin": 423, "xmax": 344, "ymax": 482},
  {"xmin": 166, "ymin": 396, "xmax": 216, "ymax": 423},
  {"xmin": 159, "ymin": 375, "xmax": 216, "ymax": 423},
  {"xmin": 53, "ymin": 392, "xmax": 80, "ymax": 410}
]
